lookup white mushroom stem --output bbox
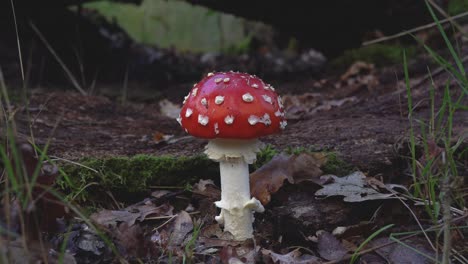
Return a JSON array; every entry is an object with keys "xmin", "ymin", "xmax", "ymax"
[{"xmin": 205, "ymin": 139, "xmax": 265, "ymax": 240}]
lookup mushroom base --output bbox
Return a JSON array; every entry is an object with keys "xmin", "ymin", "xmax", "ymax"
[{"xmin": 205, "ymin": 139, "xmax": 264, "ymax": 240}]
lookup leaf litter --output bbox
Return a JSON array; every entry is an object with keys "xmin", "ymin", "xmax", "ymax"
[
  {"xmin": 2, "ymin": 145, "xmax": 459, "ymax": 263},
  {"xmin": 250, "ymin": 152, "xmax": 327, "ymax": 205},
  {"xmin": 90, "ymin": 202, "xmax": 174, "ymax": 227},
  {"xmin": 315, "ymin": 171, "xmax": 405, "ymax": 202}
]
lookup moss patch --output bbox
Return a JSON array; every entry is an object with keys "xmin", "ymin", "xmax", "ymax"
[
  {"xmin": 60, "ymin": 147, "xmax": 354, "ymax": 203},
  {"xmin": 448, "ymin": 0, "xmax": 468, "ymax": 15},
  {"xmin": 331, "ymin": 44, "xmax": 417, "ymax": 69},
  {"xmin": 60, "ymin": 154, "xmax": 218, "ymax": 202},
  {"xmin": 322, "ymin": 152, "xmax": 355, "ymax": 176}
]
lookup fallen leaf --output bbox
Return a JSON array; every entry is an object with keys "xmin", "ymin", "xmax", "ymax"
[
  {"xmin": 340, "ymin": 61, "xmax": 375, "ymax": 81},
  {"xmin": 364, "ymin": 237, "xmax": 436, "ymax": 264},
  {"xmin": 315, "ymin": 171, "xmax": 399, "ymax": 202},
  {"xmin": 309, "ymin": 97, "xmax": 358, "ymax": 115},
  {"xmin": 250, "ymin": 153, "xmax": 326, "ymax": 205},
  {"xmin": 91, "ymin": 203, "xmax": 173, "ymax": 227},
  {"xmin": 316, "ymin": 231, "xmax": 347, "ymax": 261},
  {"xmin": 1, "ymin": 239, "xmax": 77, "ymax": 264},
  {"xmin": 261, "ymin": 249, "xmax": 320, "ymax": 264},
  {"xmin": 168, "ymin": 211, "xmax": 193, "ymax": 247},
  {"xmin": 152, "ymin": 131, "xmax": 174, "ymax": 144},
  {"xmin": 114, "ymin": 223, "xmax": 148, "ymax": 258},
  {"xmin": 282, "ymin": 93, "xmax": 321, "ymax": 120},
  {"xmin": 8, "ymin": 143, "xmax": 69, "ymax": 236},
  {"xmin": 193, "ymin": 179, "xmax": 221, "ymax": 200}
]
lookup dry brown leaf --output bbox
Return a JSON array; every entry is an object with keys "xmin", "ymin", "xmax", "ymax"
[
  {"xmin": 114, "ymin": 223, "xmax": 149, "ymax": 258},
  {"xmin": 316, "ymin": 231, "xmax": 347, "ymax": 261},
  {"xmin": 340, "ymin": 61, "xmax": 375, "ymax": 81},
  {"xmin": 250, "ymin": 153, "xmax": 327, "ymax": 205},
  {"xmin": 168, "ymin": 211, "xmax": 193, "ymax": 247},
  {"xmin": 366, "ymin": 237, "xmax": 436, "ymax": 264},
  {"xmin": 91, "ymin": 203, "xmax": 173, "ymax": 227},
  {"xmin": 261, "ymin": 249, "xmax": 320, "ymax": 264}
]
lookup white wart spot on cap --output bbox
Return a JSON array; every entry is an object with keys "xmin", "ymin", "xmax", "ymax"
[
  {"xmin": 242, "ymin": 93, "xmax": 254, "ymax": 102},
  {"xmin": 214, "ymin": 78, "xmax": 222, "ymax": 83},
  {"xmin": 223, "ymin": 78, "xmax": 230, "ymax": 83},
  {"xmin": 277, "ymin": 96, "xmax": 284, "ymax": 108},
  {"xmin": 261, "ymin": 113, "xmax": 271, "ymax": 125},
  {"xmin": 262, "ymin": 95, "xmax": 273, "ymax": 104},
  {"xmin": 176, "ymin": 115, "xmax": 182, "ymax": 125},
  {"xmin": 185, "ymin": 108, "xmax": 193, "ymax": 118},
  {"xmin": 214, "ymin": 123, "xmax": 219, "ymax": 134},
  {"xmin": 201, "ymin": 98, "xmax": 207, "ymax": 106},
  {"xmin": 224, "ymin": 115, "xmax": 234, "ymax": 125},
  {"xmin": 248, "ymin": 115, "xmax": 259, "ymax": 125},
  {"xmin": 207, "ymin": 72, "xmax": 214, "ymax": 77},
  {"xmin": 198, "ymin": 114, "xmax": 209, "ymax": 126},
  {"xmin": 248, "ymin": 113, "xmax": 271, "ymax": 126},
  {"xmin": 274, "ymin": 110, "xmax": 284, "ymax": 117},
  {"xmin": 192, "ymin": 88, "xmax": 198, "ymax": 97},
  {"xmin": 215, "ymin": 96, "xmax": 224, "ymax": 105},
  {"xmin": 280, "ymin": 120, "xmax": 287, "ymax": 130},
  {"xmin": 183, "ymin": 94, "xmax": 189, "ymax": 104},
  {"xmin": 252, "ymin": 83, "xmax": 259, "ymax": 89}
]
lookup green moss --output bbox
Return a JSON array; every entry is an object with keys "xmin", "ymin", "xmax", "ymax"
[
  {"xmin": 322, "ymin": 152, "xmax": 355, "ymax": 176},
  {"xmin": 251, "ymin": 144, "xmax": 279, "ymax": 170},
  {"xmin": 331, "ymin": 44, "xmax": 417, "ymax": 69},
  {"xmin": 59, "ymin": 147, "xmax": 354, "ymax": 203},
  {"xmin": 448, "ymin": 0, "xmax": 468, "ymax": 15},
  {"xmin": 60, "ymin": 154, "xmax": 218, "ymax": 202}
]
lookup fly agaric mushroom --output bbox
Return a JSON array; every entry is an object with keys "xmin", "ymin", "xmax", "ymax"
[{"xmin": 177, "ymin": 71, "xmax": 286, "ymax": 240}]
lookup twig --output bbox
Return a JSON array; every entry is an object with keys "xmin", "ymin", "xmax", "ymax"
[
  {"xmin": 363, "ymin": 10, "xmax": 468, "ymax": 46},
  {"xmin": 441, "ymin": 152, "xmax": 452, "ymax": 264},
  {"xmin": 134, "ymin": 190, "xmax": 186, "ymax": 207}
]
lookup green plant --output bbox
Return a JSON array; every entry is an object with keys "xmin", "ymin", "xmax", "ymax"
[
  {"xmin": 251, "ymin": 144, "xmax": 278, "ymax": 170},
  {"xmin": 350, "ymin": 224, "xmax": 394, "ymax": 264},
  {"xmin": 448, "ymin": 0, "xmax": 468, "ymax": 15},
  {"xmin": 183, "ymin": 221, "xmax": 202, "ymax": 263},
  {"xmin": 331, "ymin": 44, "xmax": 418, "ymax": 69},
  {"xmin": 402, "ymin": 2, "xmax": 467, "ymax": 263}
]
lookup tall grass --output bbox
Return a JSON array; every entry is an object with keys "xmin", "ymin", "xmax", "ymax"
[
  {"xmin": 0, "ymin": 3, "xmax": 115, "ymax": 262},
  {"xmin": 402, "ymin": 2, "xmax": 467, "ymax": 263}
]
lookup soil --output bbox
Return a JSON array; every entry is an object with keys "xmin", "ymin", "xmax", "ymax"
[{"xmin": 10, "ymin": 53, "xmax": 467, "ymax": 180}]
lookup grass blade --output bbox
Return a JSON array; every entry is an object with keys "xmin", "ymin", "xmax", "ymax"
[{"xmin": 350, "ymin": 224, "xmax": 394, "ymax": 264}]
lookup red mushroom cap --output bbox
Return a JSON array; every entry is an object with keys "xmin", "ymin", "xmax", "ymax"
[{"xmin": 177, "ymin": 71, "xmax": 287, "ymax": 139}]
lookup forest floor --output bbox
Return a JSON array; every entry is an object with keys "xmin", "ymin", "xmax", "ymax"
[{"xmin": 3, "ymin": 43, "xmax": 468, "ymax": 263}]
